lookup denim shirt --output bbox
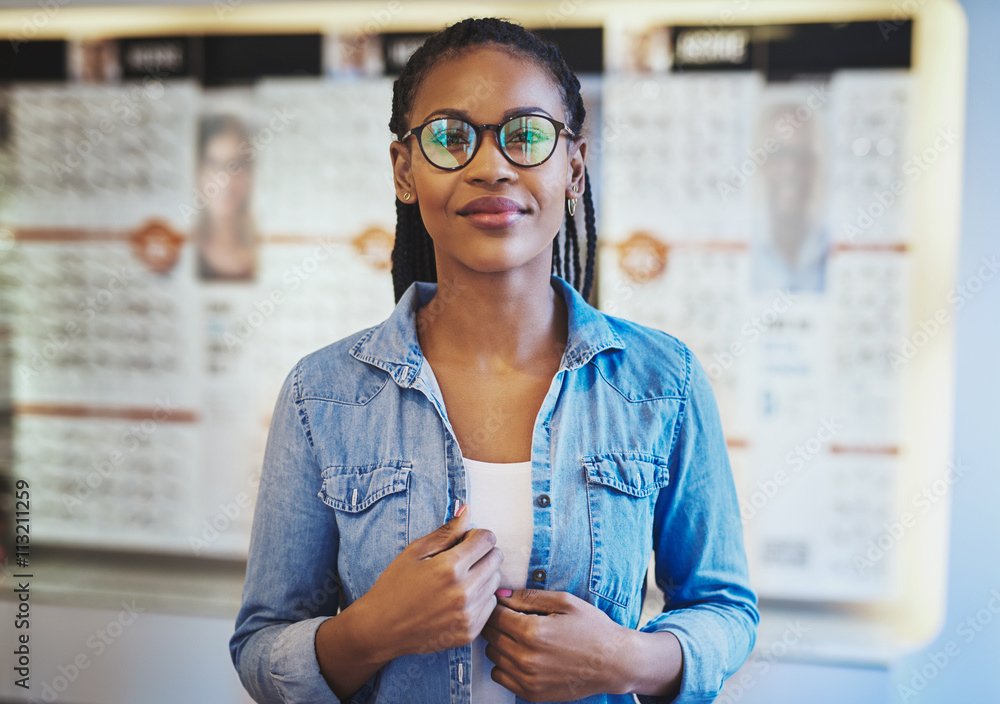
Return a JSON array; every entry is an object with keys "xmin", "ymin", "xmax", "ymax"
[{"xmin": 230, "ymin": 274, "xmax": 758, "ymax": 704}]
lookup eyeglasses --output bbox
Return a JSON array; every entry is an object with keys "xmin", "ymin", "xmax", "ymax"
[{"xmin": 400, "ymin": 113, "xmax": 576, "ymax": 170}]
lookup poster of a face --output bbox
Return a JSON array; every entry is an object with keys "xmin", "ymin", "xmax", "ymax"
[
  {"xmin": 751, "ymin": 84, "xmax": 831, "ymax": 293},
  {"xmin": 194, "ymin": 112, "xmax": 259, "ymax": 281}
]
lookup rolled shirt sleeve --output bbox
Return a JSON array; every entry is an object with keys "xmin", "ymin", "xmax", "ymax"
[
  {"xmin": 229, "ymin": 361, "xmax": 352, "ymax": 704},
  {"xmin": 637, "ymin": 346, "xmax": 759, "ymax": 704}
]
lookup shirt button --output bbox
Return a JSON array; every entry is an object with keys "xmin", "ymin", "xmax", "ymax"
[
  {"xmin": 536, "ymin": 494, "xmax": 551, "ymax": 508},
  {"xmin": 532, "ymin": 569, "xmax": 546, "ymax": 583}
]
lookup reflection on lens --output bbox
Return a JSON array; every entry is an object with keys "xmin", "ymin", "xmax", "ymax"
[
  {"xmin": 501, "ymin": 116, "xmax": 556, "ymax": 165},
  {"xmin": 422, "ymin": 118, "xmax": 476, "ymax": 169}
]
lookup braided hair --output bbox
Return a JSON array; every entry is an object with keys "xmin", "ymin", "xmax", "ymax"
[{"xmin": 388, "ymin": 17, "xmax": 597, "ymax": 304}]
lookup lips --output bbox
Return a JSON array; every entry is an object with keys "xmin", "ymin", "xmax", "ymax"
[{"xmin": 457, "ymin": 196, "xmax": 527, "ymax": 215}]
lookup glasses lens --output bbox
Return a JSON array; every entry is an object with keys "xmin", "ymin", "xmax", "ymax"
[
  {"xmin": 500, "ymin": 116, "xmax": 558, "ymax": 165},
  {"xmin": 420, "ymin": 118, "xmax": 477, "ymax": 169}
]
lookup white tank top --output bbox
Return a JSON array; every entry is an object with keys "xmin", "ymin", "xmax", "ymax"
[{"xmin": 463, "ymin": 456, "xmax": 534, "ymax": 704}]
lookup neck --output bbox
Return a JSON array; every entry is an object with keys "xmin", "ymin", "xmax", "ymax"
[{"xmin": 416, "ymin": 246, "xmax": 568, "ymax": 374}]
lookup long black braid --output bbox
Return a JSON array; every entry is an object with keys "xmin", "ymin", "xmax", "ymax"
[{"xmin": 388, "ymin": 17, "xmax": 598, "ymax": 303}]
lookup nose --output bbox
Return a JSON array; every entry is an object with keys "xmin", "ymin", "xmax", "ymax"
[{"xmin": 463, "ymin": 127, "xmax": 517, "ymax": 183}]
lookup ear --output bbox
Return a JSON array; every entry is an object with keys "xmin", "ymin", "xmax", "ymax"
[
  {"xmin": 565, "ymin": 136, "xmax": 587, "ymax": 199},
  {"xmin": 389, "ymin": 140, "xmax": 417, "ymax": 203}
]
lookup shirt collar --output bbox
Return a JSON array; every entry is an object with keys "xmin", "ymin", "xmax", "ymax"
[{"xmin": 349, "ymin": 274, "xmax": 625, "ymax": 388}]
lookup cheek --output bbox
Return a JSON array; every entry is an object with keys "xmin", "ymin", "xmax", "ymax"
[
  {"xmin": 535, "ymin": 167, "xmax": 569, "ymax": 224},
  {"xmin": 411, "ymin": 174, "xmax": 457, "ymax": 239}
]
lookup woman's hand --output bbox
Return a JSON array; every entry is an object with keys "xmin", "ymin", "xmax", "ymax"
[
  {"xmin": 353, "ymin": 503, "xmax": 504, "ymax": 661},
  {"xmin": 480, "ymin": 589, "xmax": 639, "ymax": 701}
]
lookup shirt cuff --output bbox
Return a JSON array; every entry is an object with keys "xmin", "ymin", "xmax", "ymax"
[
  {"xmin": 269, "ymin": 617, "xmax": 344, "ymax": 704},
  {"xmin": 636, "ymin": 609, "xmax": 750, "ymax": 704}
]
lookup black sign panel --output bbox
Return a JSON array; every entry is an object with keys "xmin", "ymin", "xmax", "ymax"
[
  {"xmin": 383, "ymin": 27, "xmax": 603, "ymax": 76},
  {"xmin": 202, "ymin": 34, "xmax": 322, "ymax": 86},
  {"xmin": 765, "ymin": 21, "xmax": 912, "ymax": 79},
  {"xmin": 534, "ymin": 27, "xmax": 604, "ymax": 74},
  {"xmin": 671, "ymin": 21, "xmax": 913, "ymax": 78},
  {"xmin": 0, "ymin": 40, "xmax": 67, "ymax": 82}
]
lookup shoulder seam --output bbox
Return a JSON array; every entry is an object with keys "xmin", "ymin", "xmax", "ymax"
[
  {"xmin": 291, "ymin": 360, "xmax": 317, "ymax": 449},
  {"xmin": 665, "ymin": 345, "xmax": 692, "ymax": 464}
]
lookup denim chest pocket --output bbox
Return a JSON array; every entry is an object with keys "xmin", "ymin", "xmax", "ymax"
[
  {"xmin": 318, "ymin": 461, "xmax": 411, "ymax": 599},
  {"xmin": 584, "ymin": 452, "xmax": 669, "ymax": 611}
]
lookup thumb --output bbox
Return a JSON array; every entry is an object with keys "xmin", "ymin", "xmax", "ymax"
[
  {"xmin": 411, "ymin": 502, "xmax": 470, "ymax": 559},
  {"xmin": 496, "ymin": 588, "xmax": 569, "ymax": 615}
]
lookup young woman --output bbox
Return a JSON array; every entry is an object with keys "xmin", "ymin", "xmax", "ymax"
[{"xmin": 231, "ymin": 18, "xmax": 758, "ymax": 704}]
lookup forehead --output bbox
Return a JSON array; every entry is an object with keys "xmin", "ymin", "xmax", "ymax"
[{"xmin": 410, "ymin": 46, "xmax": 565, "ymax": 123}]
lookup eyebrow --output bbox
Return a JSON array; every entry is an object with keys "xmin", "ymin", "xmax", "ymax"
[{"xmin": 419, "ymin": 105, "xmax": 555, "ymax": 124}]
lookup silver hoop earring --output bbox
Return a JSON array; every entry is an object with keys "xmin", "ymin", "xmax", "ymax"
[{"xmin": 566, "ymin": 197, "xmax": 578, "ymax": 217}]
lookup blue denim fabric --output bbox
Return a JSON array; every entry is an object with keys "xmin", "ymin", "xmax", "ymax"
[{"xmin": 230, "ymin": 274, "xmax": 758, "ymax": 704}]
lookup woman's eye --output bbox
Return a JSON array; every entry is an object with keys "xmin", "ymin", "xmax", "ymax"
[
  {"xmin": 508, "ymin": 128, "xmax": 549, "ymax": 144},
  {"xmin": 510, "ymin": 130, "xmax": 542, "ymax": 144},
  {"xmin": 431, "ymin": 129, "xmax": 471, "ymax": 148}
]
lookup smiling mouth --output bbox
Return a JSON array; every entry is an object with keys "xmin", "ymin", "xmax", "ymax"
[
  {"xmin": 459, "ymin": 211, "xmax": 527, "ymax": 229},
  {"xmin": 458, "ymin": 196, "xmax": 527, "ymax": 213}
]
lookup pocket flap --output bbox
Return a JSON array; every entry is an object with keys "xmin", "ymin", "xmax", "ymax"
[
  {"xmin": 583, "ymin": 452, "xmax": 669, "ymax": 497},
  {"xmin": 320, "ymin": 464, "xmax": 410, "ymax": 512}
]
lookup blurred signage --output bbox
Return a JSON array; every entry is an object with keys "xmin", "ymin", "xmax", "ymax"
[{"xmin": 671, "ymin": 21, "xmax": 912, "ymax": 77}]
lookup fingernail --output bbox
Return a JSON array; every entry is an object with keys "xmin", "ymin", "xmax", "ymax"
[
  {"xmin": 455, "ymin": 503, "xmax": 466, "ymax": 517},
  {"xmin": 495, "ymin": 588, "xmax": 512, "ymax": 598}
]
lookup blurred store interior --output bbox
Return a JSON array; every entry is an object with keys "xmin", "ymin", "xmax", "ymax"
[{"xmin": 0, "ymin": 0, "xmax": 997, "ymax": 702}]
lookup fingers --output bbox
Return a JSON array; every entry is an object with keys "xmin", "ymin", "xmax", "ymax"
[
  {"xmin": 469, "ymin": 590, "xmax": 499, "ymax": 639},
  {"xmin": 449, "ymin": 527, "xmax": 500, "ymax": 572},
  {"xmin": 496, "ymin": 588, "xmax": 573, "ymax": 615},
  {"xmin": 480, "ymin": 620, "xmax": 520, "ymax": 656},
  {"xmin": 409, "ymin": 502, "xmax": 471, "ymax": 559},
  {"xmin": 483, "ymin": 638, "xmax": 520, "ymax": 676},
  {"xmin": 485, "ymin": 601, "xmax": 531, "ymax": 640},
  {"xmin": 467, "ymin": 544, "xmax": 504, "ymax": 584}
]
